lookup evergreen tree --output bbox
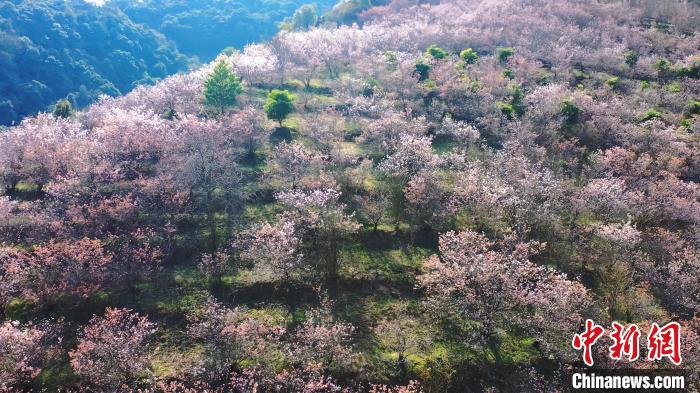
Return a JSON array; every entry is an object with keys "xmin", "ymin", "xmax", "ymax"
[{"xmin": 204, "ymin": 60, "xmax": 243, "ymax": 115}]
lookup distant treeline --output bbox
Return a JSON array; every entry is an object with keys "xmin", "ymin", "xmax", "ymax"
[
  {"xmin": 0, "ymin": 0, "xmax": 190, "ymax": 126},
  {"xmin": 0, "ymin": 0, "xmax": 405, "ymax": 126},
  {"xmin": 111, "ymin": 0, "xmax": 341, "ymax": 62}
]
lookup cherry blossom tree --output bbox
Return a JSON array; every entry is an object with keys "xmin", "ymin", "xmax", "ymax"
[
  {"xmin": 70, "ymin": 308, "xmax": 156, "ymax": 390},
  {"xmin": 187, "ymin": 299, "xmax": 285, "ymax": 383},
  {"xmin": 420, "ymin": 230, "xmax": 591, "ymax": 364},
  {"xmin": 231, "ymin": 44, "xmax": 279, "ymax": 86},
  {"xmin": 289, "ymin": 296, "xmax": 358, "ymax": 376},
  {"xmin": 0, "ymin": 321, "xmax": 59, "ymax": 390},
  {"xmin": 266, "ymin": 142, "xmax": 326, "ymax": 190},
  {"xmin": 16, "ymin": 238, "xmax": 114, "ymax": 302},
  {"xmin": 276, "ymin": 188, "xmax": 360, "ymax": 283},
  {"xmin": 167, "ymin": 116, "xmax": 245, "ymax": 251},
  {"xmin": 198, "ymin": 251, "xmax": 231, "ymax": 282},
  {"xmin": 237, "ymin": 216, "xmax": 303, "ymax": 283}
]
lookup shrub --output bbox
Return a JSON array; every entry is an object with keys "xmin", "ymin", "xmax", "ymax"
[
  {"xmin": 640, "ymin": 109, "xmax": 663, "ymax": 122},
  {"xmin": 496, "ymin": 101, "xmax": 515, "ymax": 119},
  {"xmin": 52, "ymin": 99, "xmax": 73, "ymax": 118},
  {"xmin": 623, "ymin": 49, "xmax": 639, "ymax": 68},
  {"xmin": 426, "ymin": 45, "xmax": 448, "ymax": 60},
  {"xmin": 652, "ymin": 58, "xmax": 671, "ymax": 73},
  {"xmin": 460, "ymin": 48, "xmax": 479, "ymax": 64},
  {"xmin": 605, "ymin": 76, "xmax": 620, "ymax": 88},
  {"xmin": 666, "ymin": 82, "xmax": 681, "ymax": 93},
  {"xmin": 560, "ymin": 99, "xmax": 581, "ymax": 124},
  {"xmin": 496, "ymin": 47, "xmax": 514, "ymax": 63},
  {"xmin": 414, "ymin": 60, "xmax": 432, "ymax": 81},
  {"xmin": 684, "ymin": 100, "xmax": 700, "ymax": 116}
]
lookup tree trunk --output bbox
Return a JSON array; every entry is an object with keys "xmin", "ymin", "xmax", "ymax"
[
  {"xmin": 207, "ymin": 187, "xmax": 217, "ymax": 252},
  {"xmin": 488, "ymin": 336, "xmax": 503, "ymax": 367}
]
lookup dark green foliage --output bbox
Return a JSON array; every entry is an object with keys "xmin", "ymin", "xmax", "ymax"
[
  {"xmin": 52, "ymin": 99, "xmax": 73, "ymax": 119},
  {"xmin": 204, "ymin": 61, "xmax": 243, "ymax": 114},
  {"xmin": 560, "ymin": 99, "xmax": 581, "ymax": 124},
  {"xmin": 653, "ymin": 57, "xmax": 671, "ymax": 75},
  {"xmin": 623, "ymin": 49, "xmax": 638, "ymax": 68},
  {"xmin": 667, "ymin": 82, "xmax": 681, "ymax": 93},
  {"xmin": 502, "ymin": 69, "xmax": 515, "ymax": 79},
  {"xmin": 680, "ymin": 118, "xmax": 692, "ymax": 130},
  {"xmin": 605, "ymin": 76, "xmax": 620, "ymax": 89},
  {"xmin": 510, "ymin": 85, "xmax": 526, "ymax": 117},
  {"xmin": 362, "ymin": 77, "xmax": 379, "ymax": 97},
  {"xmin": 414, "ymin": 61, "xmax": 432, "ymax": 82},
  {"xmin": 496, "ymin": 47, "xmax": 514, "ymax": 63},
  {"xmin": 0, "ymin": 0, "xmax": 189, "ymax": 126},
  {"xmin": 460, "ymin": 48, "xmax": 479, "ymax": 64},
  {"xmin": 325, "ymin": 0, "xmax": 376, "ymax": 25},
  {"xmin": 265, "ymin": 89, "xmax": 296, "ymax": 126},
  {"xmin": 675, "ymin": 60, "xmax": 700, "ymax": 79},
  {"xmin": 4, "ymin": 297, "xmax": 34, "ymax": 322},
  {"xmin": 496, "ymin": 101, "xmax": 515, "ymax": 119},
  {"xmin": 684, "ymin": 100, "xmax": 700, "ymax": 116},
  {"xmin": 426, "ymin": 45, "xmax": 448, "ymax": 60}
]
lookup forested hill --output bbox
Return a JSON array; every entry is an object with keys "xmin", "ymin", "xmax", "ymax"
[
  {"xmin": 0, "ymin": 0, "xmax": 190, "ymax": 126},
  {"xmin": 111, "ymin": 0, "xmax": 340, "ymax": 61},
  {"xmin": 0, "ymin": 0, "xmax": 348, "ymax": 127},
  {"xmin": 0, "ymin": 0, "xmax": 699, "ymax": 392}
]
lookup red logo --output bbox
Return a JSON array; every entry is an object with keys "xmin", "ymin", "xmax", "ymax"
[
  {"xmin": 609, "ymin": 322, "xmax": 640, "ymax": 362},
  {"xmin": 647, "ymin": 322, "xmax": 682, "ymax": 365},
  {"xmin": 572, "ymin": 320, "xmax": 682, "ymax": 366},
  {"xmin": 572, "ymin": 319, "xmax": 605, "ymax": 367}
]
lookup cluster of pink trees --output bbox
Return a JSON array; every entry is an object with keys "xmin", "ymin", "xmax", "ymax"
[
  {"xmin": 0, "ymin": 0, "xmax": 698, "ymax": 390},
  {"xmin": 420, "ymin": 230, "xmax": 591, "ymax": 364},
  {"xmin": 70, "ymin": 308, "xmax": 156, "ymax": 390}
]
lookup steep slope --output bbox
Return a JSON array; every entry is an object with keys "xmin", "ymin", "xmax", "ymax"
[
  {"xmin": 0, "ymin": 0, "xmax": 190, "ymax": 126},
  {"xmin": 0, "ymin": 0, "xmax": 699, "ymax": 391}
]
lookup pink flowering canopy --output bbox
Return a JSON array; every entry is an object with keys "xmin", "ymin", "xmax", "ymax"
[{"xmin": 0, "ymin": 0, "xmax": 699, "ymax": 391}]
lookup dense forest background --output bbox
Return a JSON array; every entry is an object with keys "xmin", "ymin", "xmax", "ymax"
[
  {"xmin": 0, "ymin": 0, "xmax": 373, "ymax": 126},
  {"xmin": 0, "ymin": 0, "xmax": 189, "ymax": 126},
  {"xmin": 110, "ymin": 0, "xmax": 339, "ymax": 61}
]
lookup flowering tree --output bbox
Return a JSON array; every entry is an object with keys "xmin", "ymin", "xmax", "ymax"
[
  {"xmin": 70, "ymin": 308, "xmax": 156, "ymax": 389},
  {"xmin": 198, "ymin": 251, "xmax": 231, "ymax": 282},
  {"xmin": 14, "ymin": 238, "xmax": 114, "ymax": 302},
  {"xmin": 0, "ymin": 321, "xmax": 58, "ymax": 390},
  {"xmin": 420, "ymin": 230, "xmax": 591, "ymax": 363},
  {"xmin": 289, "ymin": 296, "xmax": 358, "ymax": 376},
  {"xmin": 187, "ymin": 299, "xmax": 285, "ymax": 383},
  {"xmin": 238, "ymin": 217, "xmax": 303, "ymax": 283},
  {"xmin": 276, "ymin": 188, "xmax": 360, "ymax": 283},
  {"xmin": 231, "ymin": 44, "xmax": 279, "ymax": 86},
  {"xmin": 266, "ymin": 142, "xmax": 326, "ymax": 190},
  {"xmin": 168, "ymin": 116, "xmax": 245, "ymax": 251}
]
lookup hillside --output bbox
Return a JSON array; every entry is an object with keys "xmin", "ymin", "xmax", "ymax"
[
  {"xmin": 0, "ymin": 0, "xmax": 699, "ymax": 392},
  {"xmin": 0, "ymin": 0, "xmax": 190, "ymax": 126},
  {"xmin": 111, "ymin": 0, "xmax": 340, "ymax": 61}
]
